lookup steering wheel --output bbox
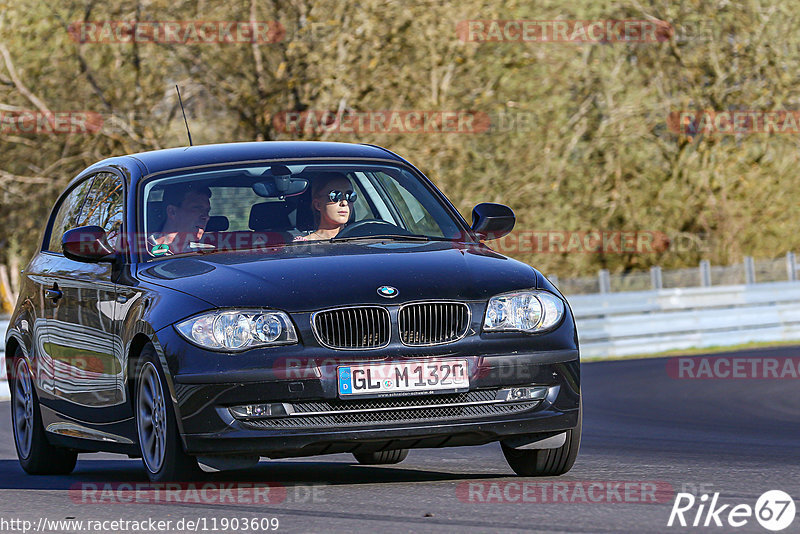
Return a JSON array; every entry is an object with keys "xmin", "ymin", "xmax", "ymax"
[{"xmin": 334, "ymin": 219, "xmax": 413, "ymax": 239}]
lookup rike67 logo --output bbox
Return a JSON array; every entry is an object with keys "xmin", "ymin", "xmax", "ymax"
[{"xmin": 668, "ymin": 490, "xmax": 796, "ymax": 531}]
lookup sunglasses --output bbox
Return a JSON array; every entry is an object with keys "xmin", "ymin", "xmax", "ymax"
[{"xmin": 327, "ymin": 190, "xmax": 358, "ymax": 203}]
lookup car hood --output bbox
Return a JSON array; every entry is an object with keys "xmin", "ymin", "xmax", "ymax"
[{"xmin": 137, "ymin": 241, "xmax": 540, "ymax": 312}]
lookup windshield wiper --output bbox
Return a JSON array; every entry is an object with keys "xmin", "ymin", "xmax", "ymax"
[{"xmin": 330, "ymin": 233, "xmax": 435, "ymax": 243}]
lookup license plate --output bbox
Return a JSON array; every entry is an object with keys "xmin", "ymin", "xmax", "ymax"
[{"xmin": 337, "ymin": 359, "xmax": 469, "ymax": 397}]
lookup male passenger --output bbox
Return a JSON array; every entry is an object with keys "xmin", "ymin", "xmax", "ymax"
[{"xmin": 147, "ymin": 184, "xmax": 211, "ymax": 256}]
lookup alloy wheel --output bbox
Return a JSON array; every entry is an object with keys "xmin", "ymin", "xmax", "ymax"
[
  {"xmin": 12, "ymin": 359, "xmax": 34, "ymax": 459},
  {"xmin": 137, "ymin": 361, "xmax": 167, "ymax": 474}
]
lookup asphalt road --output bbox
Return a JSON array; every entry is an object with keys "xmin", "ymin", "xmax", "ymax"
[{"xmin": 1, "ymin": 346, "xmax": 798, "ymax": 533}]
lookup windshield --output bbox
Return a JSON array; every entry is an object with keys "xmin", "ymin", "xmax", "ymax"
[{"xmin": 138, "ymin": 162, "xmax": 470, "ymax": 260}]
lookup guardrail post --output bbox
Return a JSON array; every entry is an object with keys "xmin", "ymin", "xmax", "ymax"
[
  {"xmin": 598, "ymin": 269, "xmax": 611, "ymax": 294},
  {"xmin": 699, "ymin": 260, "xmax": 711, "ymax": 287},
  {"xmin": 788, "ymin": 252, "xmax": 797, "ymax": 282},
  {"xmin": 650, "ymin": 266, "xmax": 662, "ymax": 290},
  {"xmin": 744, "ymin": 256, "xmax": 756, "ymax": 284}
]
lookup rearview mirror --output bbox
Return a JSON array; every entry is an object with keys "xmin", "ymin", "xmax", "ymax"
[
  {"xmin": 471, "ymin": 203, "xmax": 515, "ymax": 240},
  {"xmin": 253, "ymin": 167, "xmax": 309, "ymax": 198},
  {"xmin": 62, "ymin": 226, "xmax": 116, "ymax": 263},
  {"xmin": 253, "ymin": 178, "xmax": 308, "ymax": 197}
]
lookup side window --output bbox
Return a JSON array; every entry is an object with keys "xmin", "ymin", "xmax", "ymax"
[
  {"xmin": 46, "ymin": 177, "xmax": 95, "ymax": 252},
  {"xmin": 351, "ymin": 172, "xmax": 392, "ymax": 223},
  {"xmin": 377, "ymin": 173, "xmax": 444, "ymax": 237},
  {"xmin": 80, "ymin": 172, "xmax": 124, "ymax": 250},
  {"xmin": 346, "ymin": 174, "xmax": 375, "ymax": 222}
]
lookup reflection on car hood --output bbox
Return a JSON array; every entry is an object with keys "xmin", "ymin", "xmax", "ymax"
[{"xmin": 137, "ymin": 241, "xmax": 539, "ymax": 312}]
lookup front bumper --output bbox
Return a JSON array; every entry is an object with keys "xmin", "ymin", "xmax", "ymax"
[
  {"xmin": 186, "ymin": 406, "xmax": 579, "ymax": 458},
  {"xmin": 162, "ymin": 340, "xmax": 579, "ymax": 457}
]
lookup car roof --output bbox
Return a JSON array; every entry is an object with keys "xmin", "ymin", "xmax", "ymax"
[{"xmin": 91, "ymin": 141, "xmax": 407, "ymax": 178}]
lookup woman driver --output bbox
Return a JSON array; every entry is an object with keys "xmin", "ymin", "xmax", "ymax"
[{"xmin": 294, "ymin": 173, "xmax": 357, "ymax": 241}]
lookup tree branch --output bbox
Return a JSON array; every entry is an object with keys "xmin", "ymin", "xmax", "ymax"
[
  {"xmin": 0, "ymin": 170, "xmax": 52, "ymax": 184},
  {"xmin": 0, "ymin": 43, "xmax": 52, "ymax": 115}
]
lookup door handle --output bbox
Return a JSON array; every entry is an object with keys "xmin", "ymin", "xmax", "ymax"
[{"xmin": 46, "ymin": 288, "xmax": 63, "ymax": 301}]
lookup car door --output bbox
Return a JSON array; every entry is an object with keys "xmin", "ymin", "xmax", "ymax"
[
  {"xmin": 37, "ymin": 176, "xmax": 96, "ymax": 403},
  {"xmin": 44, "ymin": 172, "xmax": 125, "ymax": 420},
  {"xmin": 25, "ymin": 249, "xmax": 65, "ymax": 402}
]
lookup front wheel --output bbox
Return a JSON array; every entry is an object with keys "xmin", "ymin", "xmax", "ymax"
[
  {"xmin": 502, "ymin": 402, "xmax": 582, "ymax": 477},
  {"xmin": 135, "ymin": 344, "xmax": 200, "ymax": 482},
  {"xmin": 11, "ymin": 352, "xmax": 77, "ymax": 475}
]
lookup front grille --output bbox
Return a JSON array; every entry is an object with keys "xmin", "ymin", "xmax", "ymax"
[
  {"xmin": 292, "ymin": 389, "xmax": 497, "ymax": 413},
  {"xmin": 399, "ymin": 302, "xmax": 470, "ymax": 346},
  {"xmin": 238, "ymin": 389, "xmax": 541, "ymax": 429},
  {"xmin": 312, "ymin": 306, "xmax": 390, "ymax": 349}
]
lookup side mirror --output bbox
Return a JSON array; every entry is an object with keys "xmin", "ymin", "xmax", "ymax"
[
  {"xmin": 471, "ymin": 203, "xmax": 515, "ymax": 240},
  {"xmin": 62, "ymin": 226, "xmax": 116, "ymax": 263}
]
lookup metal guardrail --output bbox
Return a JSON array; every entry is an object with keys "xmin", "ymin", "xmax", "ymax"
[
  {"xmin": 571, "ymin": 281, "xmax": 800, "ymax": 358},
  {"xmin": 551, "ymin": 252, "xmax": 798, "ymax": 295}
]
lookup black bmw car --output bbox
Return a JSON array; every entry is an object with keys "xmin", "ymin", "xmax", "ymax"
[{"xmin": 5, "ymin": 141, "xmax": 581, "ymax": 481}]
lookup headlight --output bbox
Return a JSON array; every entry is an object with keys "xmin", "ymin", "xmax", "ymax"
[
  {"xmin": 483, "ymin": 290, "xmax": 565, "ymax": 333},
  {"xmin": 175, "ymin": 310, "xmax": 298, "ymax": 351}
]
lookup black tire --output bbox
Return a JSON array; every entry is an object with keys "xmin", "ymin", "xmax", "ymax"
[
  {"xmin": 353, "ymin": 449, "xmax": 409, "ymax": 465},
  {"xmin": 501, "ymin": 402, "xmax": 582, "ymax": 477},
  {"xmin": 10, "ymin": 349, "xmax": 77, "ymax": 475},
  {"xmin": 135, "ymin": 343, "xmax": 201, "ymax": 482}
]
